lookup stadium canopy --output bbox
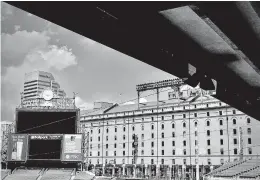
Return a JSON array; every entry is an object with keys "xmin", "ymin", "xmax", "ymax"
[{"xmin": 7, "ymin": 2, "xmax": 260, "ymax": 120}]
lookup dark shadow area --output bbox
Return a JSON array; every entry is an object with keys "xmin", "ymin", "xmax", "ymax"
[{"xmin": 28, "ymin": 140, "xmax": 61, "ymax": 160}]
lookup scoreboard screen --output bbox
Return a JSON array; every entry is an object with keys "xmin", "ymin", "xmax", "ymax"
[{"xmin": 7, "ymin": 134, "xmax": 28, "ymax": 162}]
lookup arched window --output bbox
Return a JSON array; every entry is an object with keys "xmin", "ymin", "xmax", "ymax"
[
  {"xmin": 172, "ymin": 123, "xmax": 175, "ymax": 128},
  {"xmin": 247, "ymin": 118, "xmax": 251, "ymax": 124},
  {"xmin": 207, "ymin": 130, "xmax": 210, "ymax": 136},
  {"xmin": 123, "ymin": 126, "xmax": 126, "ymax": 132},
  {"xmin": 219, "ymin": 119, "xmax": 223, "ymax": 126},
  {"xmin": 207, "ymin": 121, "xmax": 210, "ymax": 126},
  {"xmin": 161, "ymin": 133, "xmax": 164, "ymax": 138},
  {"xmin": 161, "ymin": 124, "xmax": 164, "ymax": 130},
  {"xmin": 233, "ymin": 119, "xmax": 237, "ymax": 125},
  {"xmin": 194, "ymin": 121, "xmax": 198, "ymax": 127},
  {"xmin": 132, "ymin": 126, "xmax": 135, "ymax": 131},
  {"xmin": 106, "ymin": 128, "xmax": 109, "ymax": 133},
  {"xmin": 98, "ymin": 129, "xmax": 101, "ymax": 134},
  {"xmin": 183, "ymin": 122, "xmax": 186, "ymax": 128},
  {"xmin": 115, "ymin": 127, "xmax": 117, "ymax": 132},
  {"xmin": 151, "ymin": 124, "xmax": 154, "ymax": 130}
]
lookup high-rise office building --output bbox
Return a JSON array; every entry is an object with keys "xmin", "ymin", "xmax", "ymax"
[{"xmin": 23, "ymin": 71, "xmax": 66, "ymax": 100}]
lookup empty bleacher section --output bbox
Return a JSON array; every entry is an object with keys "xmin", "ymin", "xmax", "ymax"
[
  {"xmin": 41, "ymin": 168, "xmax": 74, "ymax": 180},
  {"xmin": 205, "ymin": 158, "xmax": 260, "ymax": 180},
  {"xmin": 1, "ymin": 169, "xmax": 11, "ymax": 180},
  {"xmin": 4, "ymin": 168, "xmax": 42, "ymax": 180},
  {"xmin": 74, "ymin": 171, "xmax": 95, "ymax": 180}
]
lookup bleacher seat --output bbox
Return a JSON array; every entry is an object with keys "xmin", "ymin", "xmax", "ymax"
[
  {"xmin": 214, "ymin": 159, "xmax": 260, "ymax": 178},
  {"xmin": 41, "ymin": 168, "xmax": 74, "ymax": 180},
  {"xmin": 1, "ymin": 169, "xmax": 11, "ymax": 180},
  {"xmin": 239, "ymin": 166, "xmax": 260, "ymax": 179},
  {"xmin": 74, "ymin": 171, "xmax": 95, "ymax": 180},
  {"xmin": 4, "ymin": 168, "xmax": 41, "ymax": 180}
]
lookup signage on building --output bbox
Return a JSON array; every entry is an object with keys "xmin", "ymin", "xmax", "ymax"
[
  {"xmin": 61, "ymin": 134, "xmax": 83, "ymax": 162},
  {"xmin": 7, "ymin": 134, "xmax": 28, "ymax": 162},
  {"xmin": 21, "ymin": 98, "xmax": 75, "ymax": 109},
  {"xmin": 29, "ymin": 134, "xmax": 63, "ymax": 140}
]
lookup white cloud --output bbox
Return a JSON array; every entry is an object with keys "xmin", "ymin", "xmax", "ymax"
[
  {"xmin": 2, "ymin": 30, "xmax": 50, "ymax": 67},
  {"xmin": 79, "ymin": 37, "xmax": 97, "ymax": 48},
  {"xmin": 38, "ymin": 45, "xmax": 77, "ymax": 71},
  {"xmin": 75, "ymin": 96, "xmax": 94, "ymax": 110},
  {"xmin": 14, "ymin": 25, "xmax": 20, "ymax": 31}
]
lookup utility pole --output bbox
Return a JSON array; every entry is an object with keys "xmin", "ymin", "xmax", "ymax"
[
  {"xmin": 84, "ymin": 131, "xmax": 89, "ymax": 171},
  {"xmin": 133, "ymin": 134, "xmax": 138, "ymax": 164},
  {"xmin": 239, "ymin": 127, "xmax": 244, "ymax": 160}
]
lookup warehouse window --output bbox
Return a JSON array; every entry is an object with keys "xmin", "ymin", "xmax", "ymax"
[
  {"xmin": 207, "ymin": 130, "xmax": 210, "ymax": 136},
  {"xmin": 233, "ymin": 119, "xmax": 236, "ymax": 125},
  {"xmin": 220, "ymin": 139, "xmax": 224, "ymax": 145},
  {"xmin": 172, "ymin": 141, "xmax": 175, "ymax": 146},
  {"xmin": 234, "ymin": 138, "xmax": 237, "ymax": 145},
  {"xmin": 183, "ymin": 122, "xmax": 186, "ymax": 128},
  {"xmin": 161, "ymin": 124, "xmax": 164, "ymax": 130},
  {"xmin": 219, "ymin": 119, "xmax": 223, "ymax": 125},
  {"xmin": 162, "ymin": 141, "xmax": 164, "ymax": 147},
  {"xmin": 123, "ymin": 143, "xmax": 125, "ymax": 148},
  {"xmin": 151, "ymin": 150, "xmax": 154, "ymax": 155},
  {"xmin": 207, "ymin": 140, "xmax": 211, "ymax": 146},
  {"xmin": 141, "ymin": 150, "xmax": 144, "ymax": 155},
  {"xmin": 194, "ymin": 121, "xmax": 198, "ymax": 127},
  {"xmin": 248, "ymin": 138, "xmax": 252, "ymax": 144},
  {"xmin": 123, "ymin": 126, "xmax": 126, "ymax": 132},
  {"xmin": 233, "ymin": 110, "xmax": 236, "ymax": 114},
  {"xmin": 161, "ymin": 159, "xmax": 164, "ymax": 164},
  {"xmin": 248, "ymin": 148, "xmax": 252, "ymax": 154},
  {"xmin": 207, "ymin": 120, "xmax": 210, "ymax": 126},
  {"xmin": 247, "ymin": 128, "xmax": 251, "ymax": 135},
  {"xmin": 234, "ymin": 148, "xmax": 238, "ymax": 155},
  {"xmin": 220, "ymin": 148, "xmax": 224, "ymax": 155},
  {"xmin": 132, "ymin": 126, "xmax": 135, "ymax": 131},
  {"xmin": 151, "ymin": 124, "xmax": 154, "ymax": 130},
  {"xmin": 162, "ymin": 150, "xmax": 164, "ymax": 156},
  {"xmin": 142, "ymin": 142, "xmax": 144, "ymax": 147},
  {"xmin": 161, "ymin": 116, "xmax": 164, "ymax": 120},
  {"xmin": 220, "ymin": 129, "xmax": 223, "ymax": 135},
  {"xmin": 233, "ymin": 129, "xmax": 237, "ymax": 135},
  {"xmin": 183, "ymin": 140, "xmax": 186, "ymax": 147},
  {"xmin": 172, "ymin": 132, "xmax": 175, "ymax": 137},
  {"xmin": 194, "ymin": 113, "xmax": 197, "ymax": 117},
  {"xmin": 98, "ymin": 129, "xmax": 101, "ymax": 134},
  {"xmin": 219, "ymin": 111, "xmax": 222, "ymax": 116},
  {"xmin": 172, "ymin": 123, "xmax": 175, "ymax": 128},
  {"xmin": 151, "ymin": 142, "xmax": 154, "ymax": 147},
  {"xmin": 172, "ymin": 149, "xmax": 175, "ymax": 155},
  {"xmin": 162, "ymin": 133, "xmax": 164, "ymax": 138},
  {"xmin": 183, "ymin": 149, "xmax": 186, "ymax": 155},
  {"xmin": 152, "ymin": 133, "xmax": 154, "ymax": 139},
  {"xmin": 207, "ymin": 149, "xmax": 211, "ymax": 155},
  {"xmin": 151, "ymin": 159, "xmax": 154, "ymax": 164},
  {"xmin": 247, "ymin": 118, "xmax": 251, "ymax": 124},
  {"xmin": 123, "ymin": 135, "xmax": 125, "ymax": 140}
]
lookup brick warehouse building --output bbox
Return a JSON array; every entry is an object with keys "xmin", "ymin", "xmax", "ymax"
[{"xmin": 79, "ymin": 87, "xmax": 260, "ymax": 177}]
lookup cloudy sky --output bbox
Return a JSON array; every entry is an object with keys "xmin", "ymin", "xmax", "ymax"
[{"xmin": 1, "ymin": 2, "xmax": 176, "ymax": 121}]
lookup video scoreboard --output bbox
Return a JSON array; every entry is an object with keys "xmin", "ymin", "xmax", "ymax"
[{"xmin": 7, "ymin": 134, "xmax": 83, "ymax": 162}]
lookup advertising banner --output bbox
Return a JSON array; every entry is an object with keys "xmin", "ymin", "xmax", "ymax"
[
  {"xmin": 29, "ymin": 134, "xmax": 63, "ymax": 140},
  {"xmin": 61, "ymin": 134, "xmax": 83, "ymax": 162},
  {"xmin": 7, "ymin": 134, "xmax": 28, "ymax": 162}
]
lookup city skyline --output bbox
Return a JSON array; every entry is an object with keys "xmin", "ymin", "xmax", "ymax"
[{"xmin": 1, "ymin": 2, "xmax": 175, "ymax": 122}]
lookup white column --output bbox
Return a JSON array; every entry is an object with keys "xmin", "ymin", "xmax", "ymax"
[
  {"xmin": 122, "ymin": 164, "xmax": 125, "ymax": 176},
  {"xmin": 102, "ymin": 164, "xmax": 105, "ymax": 176},
  {"xmin": 210, "ymin": 165, "xmax": 213, "ymax": 172},
  {"xmin": 196, "ymin": 164, "xmax": 199, "ymax": 180},
  {"xmin": 112, "ymin": 164, "xmax": 115, "ymax": 177},
  {"xmin": 156, "ymin": 164, "xmax": 160, "ymax": 178},
  {"xmin": 145, "ymin": 164, "xmax": 148, "ymax": 176},
  {"xmin": 133, "ymin": 165, "xmax": 136, "ymax": 177}
]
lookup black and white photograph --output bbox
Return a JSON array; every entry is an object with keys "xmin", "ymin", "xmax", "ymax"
[{"xmin": 1, "ymin": 1, "xmax": 260, "ymax": 180}]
